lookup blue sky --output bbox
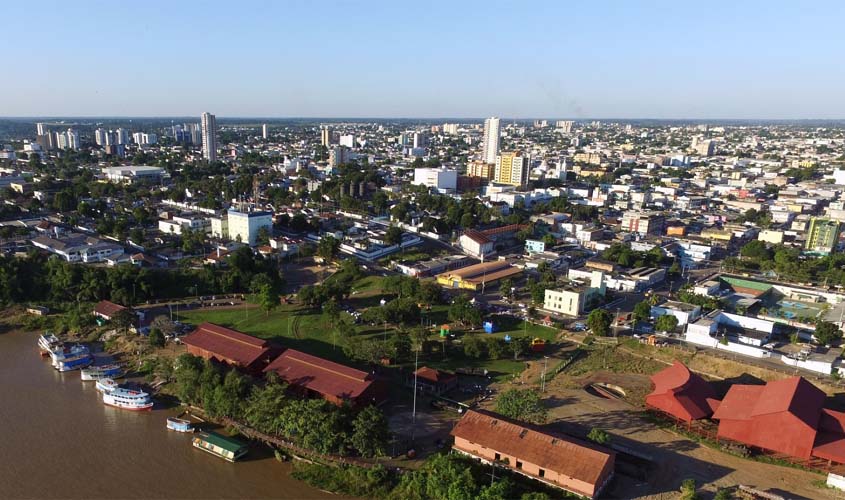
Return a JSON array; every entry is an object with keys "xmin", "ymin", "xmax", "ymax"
[{"xmin": 4, "ymin": 0, "xmax": 845, "ymax": 119}]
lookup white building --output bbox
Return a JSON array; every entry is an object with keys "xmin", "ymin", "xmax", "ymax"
[
  {"xmin": 481, "ymin": 117, "xmax": 500, "ymax": 164},
  {"xmin": 651, "ymin": 301, "xmax": 701, "ymax": 326},
  {"xmin": 223, "ymin": 209, "xmax": 273, "ymax": 246},
  {"xmin": 201, "ymin": 112, "xmax": 218, "ymax": 161},
  {"xmin": 115, "ymin": 128, "xmax": 129, "ymax": 145},
  {"xmin": 413, "ymin": 167, "xmax": 457, "ymax": 191},
  {"xmin": 339, "ymin": 134, "xmax": 356, "ymax": 148},
  {"xmin": 67, "ymin": 128, "xmax": 80, "ymax": 150},
  {"xmin": 95, "ymin": 128, "xmax": 108, "ymax": 146},
  {"xmin": 32, "ymin": 233, "xmax": 124, "ymax": 263},
  {"xmin": 262, "ymin": 124, "xmax": 268, "ymax": 140},
  {"xmin": 102, "ymin": 165, "xmax": 165, "ymax": 184},
  {"xmin": 132, "ymin": 132, "xmax": 158, "ymax": 145}
]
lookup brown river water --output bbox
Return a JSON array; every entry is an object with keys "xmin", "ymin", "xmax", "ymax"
[{"xmin": 0, "ymin": 329, "xmax": 339, "ymax": 499}]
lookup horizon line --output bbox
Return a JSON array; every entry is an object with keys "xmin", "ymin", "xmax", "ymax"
[{"xmin": 3, "ymin": 115, "xmax": 845, "ymax": 122}]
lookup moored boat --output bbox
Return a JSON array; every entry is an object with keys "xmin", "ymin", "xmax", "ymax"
[
  {"xmin": 192, "ymin": 432, "xmax": 248, "ymax": 462},
  {"xmin": 95, "ymin": 378, "xmax": 119, "ymax": 393},
  {"xmin": 102, "ymin": 387, "xmax": 154, "ymax": 411},
  {"xmin": 38, "ymin": 332, "xmax": 61, "ymax": 354},
  {"xmin": 48, "ymin": 343, "xmax": 90, "ymax": 363},
  {"xmin": 81, "ymin": 364, "xmax": 123, "ymax": 381},
  {"xmin": 166, "ymin": 417, "xmax": 194, "ymax": 433},
  {"xmin": 53, "ymin": 354, "xmax": 94, "ymax": 372}
]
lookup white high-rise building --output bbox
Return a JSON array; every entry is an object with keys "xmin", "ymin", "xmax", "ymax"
[
  {"xmin": 482, "ymin": 117, "xmax": 500, "ymax": 164},
  {"xmin": 339, "ymin": 134, "xmax": 356, "ymax": 148},
  {"xmin": 201, "ymin": 112, "xmax": 218, "ymax": 161},
  {"xmin": 442, "ymin": 123, "xmax": 459, "ymax": 135},
  {"xmin": 67, "ymin": 128, "xmax": 80, "ymax": 150},
  {"xmin": 115, "ymin": 128, "xmax": 129, "ymax": 145},
  {"xmin": 320, "ymin": 125, "xmax": 331, "ymax": 147},
  {"xmin": 36, "ymin": 123, "xmax": 47, "ymax": 135},
  {"xmin": 262, "ymin": 124, "xmax": 268, "ymax": 139},
  {"xmin": 95, "ymin": 128, "xmax": 107, "ymax": 146},
  {"xmin": 132, "ymin": 132, "xmax": 158, "ymax": 145},
  {"xmin": 55, "ymin": 131, "xmax": 69, "ymax": 149}
]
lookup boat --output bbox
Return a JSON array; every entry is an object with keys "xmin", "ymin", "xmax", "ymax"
[
  {"xmin": 53, "ymin": 354, "xmax": 94, "ymax": 372},
  {"xmin": 81, "ymin": 364, "xmax": 123, "ymax": 381},
  {"xmin": 38, "ymin": 332, "xmax": 61, "ymax": 354},
  {"xmin": 166, "ymin": 417, "xmax": 194, "ymax": 433},
  {"xmin": 192, "ymin": 432, "xmax": 248, "ymax": 462},
  {"xmin": 48, "ymin": 343, "xmax": 90, "ymax": 363},
  {"xmin": 102, "ymin": 387, "xmax": 154, "ymax": 411},
  {"xmin": 95, "ymin": 378, "xmax": 119, "ymax": 393}
]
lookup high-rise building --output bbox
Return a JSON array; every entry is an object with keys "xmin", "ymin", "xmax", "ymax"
[
  {"xmin": 320, "ymin": 125, "xmax": 331, "ymax": 147},
  {"xmin": 328, "ymin": 146, "xmax": 350, "ymax": 168},
  {"xmin": 95, "ymin": 128, "xmax": 108, "ymax": 146},
  {"xmin": 36, "ymin": 123, "xmax": 47, "ymax": 136},
  {"xmin": 201, "ymin": 112, "xmax": 218, "ymax": 162},
  {"xmin": 443, "ymin": 123, "xmax": 459, "ymax": 135},
  {"xmin": 482, "ymin": 117, "xmax": 500, "ymax": 164},
  {"xmin": 467, "ymin": 160, "xmax": 494, "ymax": 180},
  {"xmin": 132, "ymin": 132, "xmax": 158, "ymax": 145},
  {"xmin": 692, "ymin": 137, "xmax": 715, "ymax": 157},
  {"xmin": 555, "ymin": 120, "xmax": 574, "ymax": 133},
  {"xmin": 55, "ymin": 131, "xmax": 69, "ymax": 149},
  {"xmin": 494, "ymin": 151, "xmax": 529, "ymax": 186},
  {"xmin": 805, "ymin": 218, "xmax": 841, "ymax": 255},
  {"xmin": 67, "ymin": 128, "xmax": 80, "ymax": 150},
  {"xmin": 262, "ymin": 124, "xmax": 268, "ymax": 140},
  {"xmin": 339, "ymin": 134, "xmax": 356, "ymax": 148},
  {"xmin": 413, "ymin": 131, "xmax": 429, "ymax": 149},
  {"xmin": 188, "ymin": 123, "xmax": 202, "ymax": 145},
  {"xmin": 115, "ymin": 128, "xmax": 129, "ymax": 145}
]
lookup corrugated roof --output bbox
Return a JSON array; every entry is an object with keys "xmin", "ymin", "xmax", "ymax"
[
  {"xmin": 414, "ymin": 366, "xmax": 456, "ymax": 384},
  {"xmin": 451, "ymin": 409, "xmax": 613, "ymax": 489},
  {"xmin": 263, "ymin": 349, "xmax": 374, "ymax": 401},
  {"xmin": 183, "ymin": 322, "xmax": 272, "ymax": 368}
]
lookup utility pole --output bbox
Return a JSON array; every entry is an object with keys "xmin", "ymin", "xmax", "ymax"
[
  {"xmin": 411, "ymin": 348, "xmax": 419, "ymax": 442},
  {"xmin": 541, "ymin": 356, "xmax": 549, "ymax": 393}
]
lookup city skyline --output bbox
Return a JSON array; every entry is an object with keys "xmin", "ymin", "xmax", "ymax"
[{"xmin": 4, "ymin": 1, "xmax": 845, "ymax": 119}]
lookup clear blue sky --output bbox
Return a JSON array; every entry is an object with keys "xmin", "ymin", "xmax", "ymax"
[{"xmin": 5, "ymin": 0, "xmax": 845, "ymax": 119}]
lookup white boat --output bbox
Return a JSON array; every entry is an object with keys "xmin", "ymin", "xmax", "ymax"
[
  {"xmin": 102, "ymin": 387, "xmax": 154, "ymax": 411},
  {"xmin": 81, "ymin": 364, "xmax": 123, "ymax": 381},
  {"xmin": 166, "ymin": 417, "xmax": 194, "ymax": 433},
  {"xmin": 53, "ymin": 354, "xmax": 93, "ymax": 372},
  {"xmin": 38, "ymin": 332, "xmax": 61, "ymax": 353},
  {"xmin": 95, "ymin": 378, "xmax": 119, "ymax": 393},
  {"xmin": 48, "ymin": 344, "xmax": 90, "ymax": 363}
]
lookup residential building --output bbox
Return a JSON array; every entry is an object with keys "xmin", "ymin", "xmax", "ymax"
[
  {"xmin": 650, "ymin": 301, "xmax": 701, "ymax": 326},
  {"xmin": 467, "ymin": 160, "xmax": 495, "ymax": 180},
  {"xmin": 482, "ymin": 117, "xmax": 500, "ymax": 164},
  {"xmin": 805, "ymin": 218, "xmax": 840, "ymax": 255},
  {"xmin": 458, "ymin": 229, "xmax": 494, "ymax": 259},
  {"xmin": 406, "ymin": 366, "xmax": 457, "ymax": 396},
  {"xmin": 92, "ymin": 300, "xmax": 127, "ymax": 321},
  {"xmin": 621, "ymin": 210, "xmax": 665, "ymax": 236},
  {"xmin": 339, "ymin": 134, "xmax": 356, "ymax": 148},
  {"xmin": 320, "ymin": 125, "xmax": 331, "ymax": 147},
  {"xmin": 262, "ymin": 123, "xmax": 268, "ymax": 139},
  {"xmin": 328, "ymin": 146, "xmax": 350, "ymax": 168},
  {"xmin": 66, "ymin": 128, "xmax": 80, "ymax": 150},
  {"xmin": 201, "ymin": 112, "xmax": 218, "ymax": 161},
  {"xmin": 543, "ymin": 271, "xmax": 606, "ymax": 317},
  {"xmin": 32, "ymin": 233, "xmax": 125, "ymax": 263},
  {"xmin": 94, "ymin": 128, "xmax": 108, "ymax": 146},
  {"xmin": 494, "ymin": 151, "xmax": 530, "ymax": 187},
  {"xmin": 451, "ymin": 409, "xmax": 615, "ymax": 499}
]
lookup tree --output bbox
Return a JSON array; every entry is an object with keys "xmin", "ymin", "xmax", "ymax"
[
  {"xmin": 258, "ymin": 284, "xmax": 279, "ymax": 316},
  {"xmin": 679, "ymin": 479, "xmax": 699, "ymax": 500},
  {"xmin": 587, "ymin": 309, "xmax": 611, "ymax": 337},
  {"xmin": 655, "ymin": 314, "xmax": 679, "ymax": 333},
  {"xmin": 350, "ymin": 405, "xmax": 390, "ymax": 458},
  {"xmin": 111, "ymin": 308, "xmax": 135, "ymax": 334},
  {"xmin": 499, "ymin": 277, "xmax": 515, "ymax": 299},
  {"xmin": 587, "ymin": 427, "xmax": 610, "ymax": 445},
  {"xmin": 384, "ymin": 225, "xmax": 403, "ymax": 246},
  {"xmin": 317, "ymin": 235, "xmax": 340, "ymax": 262},
  {"xmin": 494, "ymin": 388, "xmax": 547, "ymax": 424},
  {"xmin": 632, "ymin": 301, "xmax": 651, "ymax": 323},
  {"xmin": 815, "ymin": 321, "xmax": 842, "ymax": 346},
  {"xmin": 323, "ymin": 298, "xmax": 340, "ymax": 326},
  {"xmin": 148, "ymin": 327, "xmax": 165, "ymax": 348}
]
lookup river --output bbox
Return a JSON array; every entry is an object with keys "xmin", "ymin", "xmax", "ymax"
[{"xmin": 0, "ymin": 329, "xmax": 338, "ymax": 499}]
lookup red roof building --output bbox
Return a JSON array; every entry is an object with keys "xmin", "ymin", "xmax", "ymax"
[
  {"xmin": 182, "ymin": 322, "xmax": 279, "ymax": 373},
  {"xmin": 713, "ymin": 377, "xmax": 844, "ymax": 462},
  {"xmin": 263, "ymin": 349, "xmax": 385, "ymax": 406},
  {"xmin": 451, "ymin": 409, "xmax": 615, "ymax": 499},
  {"xmin": 406, "ymin": 366, "xmax": 457, "ymax": 396},
  {"xmin": 93, "ymin": 300, "xmax": 127, "ymax": 320},
  {"xmin": 645, "ymin": 361, "xmax": 720, "ymax": 423}
]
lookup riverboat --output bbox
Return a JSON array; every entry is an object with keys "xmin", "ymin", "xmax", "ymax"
[
  {"xmin": 102, "ymin": 387, "xmax": 154, "ymax": 411},
  {"xmin": 192, "ymin": 432, "xmax": 248, "ymax": 462},
  {"xmin": 166, "ymin": 417, "xmax": 194, "ymax": 433}
]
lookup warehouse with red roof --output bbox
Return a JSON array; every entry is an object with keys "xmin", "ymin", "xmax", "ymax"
[
  {"xmin": 263, "ymin": 349, "xmax": 385, "ymax": 406},
  {"xmin": 713, "ymin": 376, "xmax": 845, "ymax": 464},
  {"xmin": 451, "ymin": 409, "xmax": 614, "ymax": 499},
  {"xmin": 182, "ymin": 322, "xmax": 279, "ymax": 373},
  {"xmin": 645, "ymin": 361, "xmax": 721, "ymax": 424}
]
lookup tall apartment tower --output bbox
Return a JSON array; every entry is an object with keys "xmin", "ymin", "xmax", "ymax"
[
  {"xmin": 36, "ymin": 123, "xmax": 47, "ymax": 135},
  {"xmin": 201, "ymin": 112, "xmax": 218, "ymax": 162},
  {"xmin": 320, "ymin": 125, "xmax": 331, "ymax": 147},
  {"xmin": 262, "ymin": 123, "xmax": 268, "ymax": 140},
  {"xmin": 494, "ymin": 151, "xmax": 529, "ymax": 186},
  {"xmin": 482, "ymin": 117, "xmax": 500, "ymax": 164},
  {"xmin": 67, "ymin": 128, "xmax": 80, "ymax": 150}
]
